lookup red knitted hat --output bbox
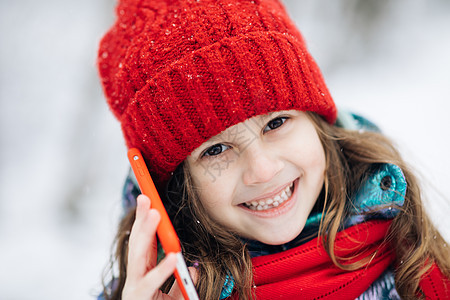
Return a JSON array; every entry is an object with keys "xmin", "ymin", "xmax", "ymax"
[{"xmin": 98, "ymin": 0, "xmax": 337, "ymax": 187}]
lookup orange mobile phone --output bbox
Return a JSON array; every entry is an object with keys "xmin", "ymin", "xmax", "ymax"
[{"xmin": 127, "ymin": 148, "xmax": 199, "ymax": 300}]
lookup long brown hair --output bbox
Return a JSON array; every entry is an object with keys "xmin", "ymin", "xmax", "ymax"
[{"xmin": 103, "ymin": 112, "xmax": 449, "ymax": 299}]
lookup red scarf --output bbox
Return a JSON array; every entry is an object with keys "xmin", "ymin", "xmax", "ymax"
[{"xmin": 230, "ymin": 220, "xmax": 449, "ymax": 299}]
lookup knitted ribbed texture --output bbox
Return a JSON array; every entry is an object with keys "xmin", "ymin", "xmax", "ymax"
[
  {"xmin": 246, "ymin": 221, "xmax": 395, "ymax": 300},
  {"xmin": 98, "ymin": 0, "xmax": 337, "ymax": 187}
]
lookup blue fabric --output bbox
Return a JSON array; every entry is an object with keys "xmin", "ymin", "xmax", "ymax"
[
  {"xmin": 121, "ymin": 169, "xmax": 140, "ymax": 214},
  {"xmin": 220, "ymin": 274, "xmax": 235, "ymax": 300},
  {"xmin": 351, "ymin": 113, "xmax": 381, "ymax": 133},
  {"xmin": 335, "ymin": 110, "xmax": 381, "ymax": 133},
  {"xmin": 345, "ymin": 163, "xmax": 406, "ymax": 227},
  {"xmin": 97, "ymin": 278, "xmax": 118, "ymax": 300},
  {"xmin": 356, "ymin": 268, "xmax": 400, "ymax": 300}
]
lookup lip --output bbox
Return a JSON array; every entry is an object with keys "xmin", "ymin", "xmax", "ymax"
[
  {"xmin": 240, "ymin": 178, "xmax": 299, "ymax": 218},
  {"xmin": 244, "ymin": 180, "xmax": 295, "ymax": 204}
]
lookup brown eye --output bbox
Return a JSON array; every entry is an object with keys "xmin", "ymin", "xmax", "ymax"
[
  {"xmin": 202, "ymin": 144, "xmax": 230, "ymax": 157},
  {"xmin": 263, "ymin": 117, "xmax": 288, "ymax": 133}
]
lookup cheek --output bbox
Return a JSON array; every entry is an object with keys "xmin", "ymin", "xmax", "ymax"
[
  {"xmin": 189, "ymin": 154, "xmax": 242, "ymax": 205},
  {"xmin": 192, "ymin": 172, "xmax": 236, "ymax": 212},
  {"xmin": 308, "ymin": 137, "xmax": 326, "ymax": 194},
  {"xmin": 196, "ymin": 186, "xmax": 234, "ymax": 227},
  {"xmin": 188, "ymin": 173, "xmax": 223, "ymax": 222},
  {"xmin": 198, "ymin": 184, "xmax": 221, "ymax": 209},
  {"xmin": 306, "ymin": 141, "xmax": 326, "ymax": 184},
  {"xmin": 288, "ymin": 132, "xmax": 325, "ymax": 171},
  {"xmin": 311, "ymin": 144, "xmax": 326, "ymax": 173}
]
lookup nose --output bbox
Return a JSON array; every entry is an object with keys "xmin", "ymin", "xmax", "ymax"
[{"xmin": 241, "ymin": 143, "xmax": 284, "ymax": 186}]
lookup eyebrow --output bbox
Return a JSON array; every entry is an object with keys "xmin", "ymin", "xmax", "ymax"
[
  {"xmin": 192, "ymin": 111, "xmax": 286, "ymax": 158},
  {"xmin": 247, "ymin": 111, "xmax": 283, "ymax": 127}
]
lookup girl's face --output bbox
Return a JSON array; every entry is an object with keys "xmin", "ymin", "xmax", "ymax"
[{"xmin": 186, "ymin": 110, "xmax": 325, "ymax": 245}]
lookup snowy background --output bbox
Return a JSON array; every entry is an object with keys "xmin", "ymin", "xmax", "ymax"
[{"xmin": 0, "ymin": 0, "xmax": 449, "ymax": 299}]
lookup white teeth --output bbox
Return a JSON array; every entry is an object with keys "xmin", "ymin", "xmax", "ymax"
[{"xmin": 244, "ymin": 181, "xmax": 294, "ymax": 211}]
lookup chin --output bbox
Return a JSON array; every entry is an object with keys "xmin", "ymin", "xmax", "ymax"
[{"xmin": 257, "ymin": 230, "xmax": 302, "ymax": 246}]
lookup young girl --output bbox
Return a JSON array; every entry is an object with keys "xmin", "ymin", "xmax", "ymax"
[{"xmin": 97, "ymin": 0, "xmax": 450, "ymax": 299}]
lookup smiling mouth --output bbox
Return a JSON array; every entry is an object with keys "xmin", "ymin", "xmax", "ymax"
[{"xmin": 242, "ymin": 181, "xmax": 295, "ymax": 211}]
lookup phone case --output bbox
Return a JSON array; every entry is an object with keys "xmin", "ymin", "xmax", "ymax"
[{"xmin": 128, "ymin": 148, "xmax": 199, "ymax": 300}]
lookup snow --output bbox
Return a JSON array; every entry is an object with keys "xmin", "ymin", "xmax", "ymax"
[{"xmin": 0, "ymin": 0, "xmax": 449, "ymax": 299}]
